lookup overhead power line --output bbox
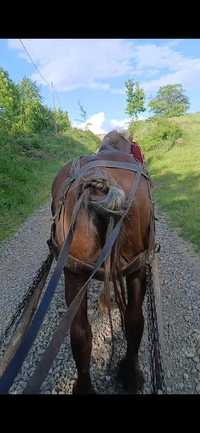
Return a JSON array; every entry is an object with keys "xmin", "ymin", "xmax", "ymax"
[
  {"xmin": 18, "ymin": 39, "xmax": 63, "ymax": 112},
  {"xmin": 18, "ymin": 39, "xmax": 66, "ymax": 133},
  {"xmin": 18, "ymin": 39, "xmax": 51, "ymax": 89}
]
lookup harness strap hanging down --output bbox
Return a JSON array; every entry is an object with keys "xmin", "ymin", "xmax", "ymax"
[
  {"xmin": 0, "ymin": 160, "xmax": 147, "ymax": 394},
  {"xmin": 23, "ymin": 168, "xmax": 143, "ymax": 394}
]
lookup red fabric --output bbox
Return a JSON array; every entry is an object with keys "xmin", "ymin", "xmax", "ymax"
[{"xmin": 130, "ymin": 142, "xmax": 144, "ymax": 164}]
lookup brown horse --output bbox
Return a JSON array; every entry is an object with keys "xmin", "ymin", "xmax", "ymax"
[{"xmin": 50, "ymin": 130, "xmax": 154, "ymax": 394}]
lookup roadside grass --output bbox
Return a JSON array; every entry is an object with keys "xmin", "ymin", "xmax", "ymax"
[
  {"xmin": 0, "ymin": 129, "xmax": 100, "ymax": 244},
  {"xmin": 130, "ymin": 113, "xmax": 200, "ymax": 251}
]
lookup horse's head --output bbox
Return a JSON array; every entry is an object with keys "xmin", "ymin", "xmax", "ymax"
[{"xmin": 98, "ymin": 130, "xmax": 132, "ymax": 154}]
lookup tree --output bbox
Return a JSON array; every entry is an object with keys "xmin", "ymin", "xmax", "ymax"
[
  {"xmin": 0, "ymin": 68, "xmax": 19, "ymax": 130},
  {"xmin": 0, "ymin": 68, "xmax": 72, "ymax": 138},
  {"xmin": 18, "ymin": 77, "xmax": 42, "ymax": 104},
  {"xmin": 149, "ymin": 84, "xmax": 190, "ymax": 118},
  {"xmin": 38, "ymin": 105, "xmax": 55, "ymax": 133},
  {"xmin": 17, "ymin": 78, "xmax": 45, "ymax": 133},
  {"xmin": 125, "ymin": 79, "xmax": 145, "ymax": 121},
  {"xmin": 53, "ymin": 108, "xmax": 71, "ymax": 133}
]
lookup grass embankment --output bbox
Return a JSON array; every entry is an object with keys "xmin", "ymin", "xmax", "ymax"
[
  {"xmin": 0, "ymin": 129, "xmax": 100, "ymax": 244},
  {"xmin": 131, "ymin": 113, "xmax": 200, "ymax": 251}
]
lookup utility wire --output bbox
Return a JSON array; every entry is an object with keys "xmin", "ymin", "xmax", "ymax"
[
  {"xmin": 18, "ymin": 39, "xmax": 51, "ymax": 89},
  {"xmin": 18, "ymin": 39, "xmax": 65, "ymax": 133}
]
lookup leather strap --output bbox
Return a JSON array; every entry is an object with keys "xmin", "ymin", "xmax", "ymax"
[
  {"xmin": 23, "ymin": 168, "xmax": 143, "ymax": 394},
  {"xmin": 0, "ymin": 162, "xmax": 144, "ymax": 394},
  {"xmin": 78, "ymin": 159, "xmax": 148, "ymax": 179},
  {"xmin": 0, "ymin": 193, "xmax": 84, "ymax": 394}
]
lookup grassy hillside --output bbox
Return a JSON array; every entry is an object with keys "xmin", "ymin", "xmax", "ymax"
[
  {"xmin": 0, "ymin": 129, "xmax": 100, "ymax": 244},
  {"xmin": 130, "ymin": 113, "xmax": 200, "ymax": 251}
]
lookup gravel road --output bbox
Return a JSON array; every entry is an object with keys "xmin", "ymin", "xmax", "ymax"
[{"xmin": 0, "ymin": 203, "xmax": 200, "ymax": 394}]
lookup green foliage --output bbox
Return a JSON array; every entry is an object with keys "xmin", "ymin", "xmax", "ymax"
[
  {"xmin": 149, "ymin": 84, "xmax": 190, "ymax": 118},
  {"xmin": 53, "ymin": 108, "xmax": 71, "ymax": 133},
  {"xmin": 125, "ymin": 79, "xmax": 145, "ymax": 120},
  {"xmin": 0, "ymin": 69, "xmax": 72, "ymax": 137},
  {"xmin": 128, "ymin": 113, "xmax": 200, "ymax": 251},
  {"xmin": 18, "ymin": 77, "xmax": 42, "ymax": 103},
  {"xmin": 0, "ymin": 67, "xmax": 19, "ymax": 131},
  {"xmin": 17, "ymin": 78, "xmax": 53, "ymax": 134},
  {"xmin": 0, "ymin": 129, "xmax": 100, "ymax": 243},
  {"xmin": 129, "ymin": 117, "xmax": 182, "ymax": 153},
  {"xmin": 147, "ymin": 117, "xmax": 182, "ymax": 151},
  {"xmin": 0, "ymin": 67, "xmax": 101, "ymax": 244}
]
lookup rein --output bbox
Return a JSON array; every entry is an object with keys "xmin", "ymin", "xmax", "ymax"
[
  {"xmin": 23, "ymin": 167, "xmax": 143, "ymax": 394},
  {"xmin": 0, "ymin": 160, "xmax": 144, "ymax": 394}
]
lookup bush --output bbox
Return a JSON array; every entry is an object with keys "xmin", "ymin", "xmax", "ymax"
[
  {"xmin": 129, "ymin": 117, "xmax": 183, "ymax": 153},
  {"xmin": 150, "ymin": 118, "xmax": 183, "ymax": 151}
]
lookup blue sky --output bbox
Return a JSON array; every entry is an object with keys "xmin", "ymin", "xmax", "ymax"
[{"xmin": 1, "ymin": 38, "xmax": 200, "ymax": 133}]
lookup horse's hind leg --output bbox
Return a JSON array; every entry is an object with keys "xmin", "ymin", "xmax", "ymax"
[
  {"xmin": 64, "ymin": 268, "xmax": 95, "ymax": 394},
  {"xmin": 117, "ymin": 268, "xmax": 146, "ymax": 393}
]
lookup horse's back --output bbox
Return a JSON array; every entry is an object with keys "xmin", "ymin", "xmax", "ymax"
[{"xmin": 51, "ymin": 150, "xmax": 152, "ymax": 265}]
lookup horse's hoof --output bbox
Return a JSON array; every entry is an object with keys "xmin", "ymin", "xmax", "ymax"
[
  {"xmin": 117, "ymin": 358, "xmax": 144, "ymax": 394},
  {"xmin": 72, "ymin": 379, "xmax": 97, "ymax": 395}
]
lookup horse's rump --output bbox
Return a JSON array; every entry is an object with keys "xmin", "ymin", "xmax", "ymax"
[
  {"xmin": 51, "ymin": 151, "xmax": 152, "ymax": 272},
  {"xmin": 48, "ymin": 132, "xmax": 157, "ymax": 394}
]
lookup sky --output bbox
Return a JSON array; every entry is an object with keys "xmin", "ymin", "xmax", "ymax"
[{"xmin": 1, "ymin": 38, "xmax": 200, "ymax": 134}]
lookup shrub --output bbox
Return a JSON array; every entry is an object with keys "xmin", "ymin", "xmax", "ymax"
[
  {"xmin": 129, "ymin": 117, "xmax": 183, "ymax": 153},
  {"xmin": 150, "ymin": 117, "xmax": 183, "ymax": 151}
]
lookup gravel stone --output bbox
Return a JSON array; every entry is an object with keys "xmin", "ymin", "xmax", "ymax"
[{"xmin": 1, "ymin": 204, "xmax": 200, "ymax": 394}]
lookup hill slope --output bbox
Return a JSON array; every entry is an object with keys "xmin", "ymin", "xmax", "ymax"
[
  {"xmin": 131, "ymin": 113, "xmax": 200, "ymax": 251},
  {"xmin": 0, "ymin": 129, "xmax": 100, "ymax": 244}
]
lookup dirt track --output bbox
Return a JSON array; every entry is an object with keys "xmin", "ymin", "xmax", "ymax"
[{"xmin": 0, "ymin": 203, "xmax": 200, "ymax": 394}]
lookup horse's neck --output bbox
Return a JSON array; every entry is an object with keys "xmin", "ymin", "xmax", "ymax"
[{"xmin": 96, "ymin": 147, "xmax": 131, "ymax": 159}]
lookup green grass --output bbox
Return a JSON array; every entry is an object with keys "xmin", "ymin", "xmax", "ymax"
[
  {"xmin": 2, "ymin": 113, "xmax": 200, "ymax": 251},
  {"xmin": 130, "ymin": 113, "xmax": 200, "ymax": 251},
  {"xmin": 0, "ymin": 128, "xmax": 100, "ymax": 244}
]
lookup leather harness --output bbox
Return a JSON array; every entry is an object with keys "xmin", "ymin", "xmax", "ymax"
[
  {"xmin": 23, "ymin": 162, "xmax": 151, "ymax": 394},
  {"xmin": 0, "ymin": 156, "xmax": 155, "ymax": 394},
  {"xmin": 50, "ymin": 158, "xmax": 154, "ymax": 278}
]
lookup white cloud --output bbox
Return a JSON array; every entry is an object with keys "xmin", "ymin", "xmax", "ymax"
[
  {"xmin": 73, "ymin": 113, "xmax": 130, "ymax": 135},
  {"xmin": 73, "ymin": 112, "xmax": 106, "ymax": 135},
  {"xmin": 8, "ymin": 38, "xmax": 200, "ymax": 102},
  {"xmin": 74, "ymin": 112, "xmax": 148, "ymax": 136},
  {"xmin": 142, "ymin": 57, "xmax": 200, "ymax": 93},
  {"xmin": 133, "ymin": 44, "xmax": 185, "ymax": 72},
  {"xmin": 166, "ymin": 39, "xmax": 184, "ymax": 48},
  {"xmin": 8, "ymin": 39, "xmax": 134, "ymax": 92},
  {"xmin": 110, "ymin": 118, "xmax": 129, "ymax": 130},
  {"xmin": 134, "ymin": 42, "xmax": 200, "ymax": 93}
]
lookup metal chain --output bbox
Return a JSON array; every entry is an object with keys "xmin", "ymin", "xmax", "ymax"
[
  {"xmin": 0, "ymin": 253, "xmax": 53, "ymax": 351},
  {"xmin": 146, "ymin": 261, "xmax": 167, "ymax": 394}
]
